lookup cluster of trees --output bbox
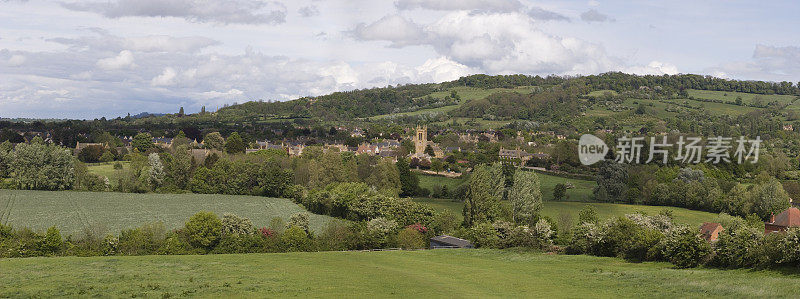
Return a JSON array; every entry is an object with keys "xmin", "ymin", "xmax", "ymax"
[
  {"xmin": 451, "ymin": 88, "xmax": 583, "ymax": 121},
  {"xmin": 297, "ymin": 182, "xmax": 454, "ymax": 234},
  {"xmin": 594, "ymin": 163, "xmax": 791, "ymax": 220},
  {"xmin": 0, "ymin": 211, "xmax": 438, "ymax": 258},
  {"xmin": 566, "ymin": 211, "xmax": 800, "ymax": 269},
  {"xmin": 0, "ymin": 138, "xmax": 75, "ymax": 190}
]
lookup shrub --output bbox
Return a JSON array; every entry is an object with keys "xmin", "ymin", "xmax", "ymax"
[
  {"xmin": 366, "ymin": 217, "xmax": 398, "ymax": 248},
  {"xmin": 185, "ymin": 212, "xmax": 222, "ymax": 249},
  {"xmin": 316, "ymin": 221, "xmax": 354, "ymax": 251},
  {"xmin": 39, "ymin": 226, "xmax": 63, "ymax": 255},
  {"xmin": 288, "ymin": 213, "xmax": 310, "ymax": 233},
  {"xmin": 577, "ymin": 206, "xmax": 598, "ymax": 224},
  {"xmin": 118, "ymin": 222, "xmax": 166, "ymax": 255},
  {"xmin": 157, "ymin": 232, "xmax": 196, "ymax": 255},
  {"xmin": 282, "ymin": 225, "xmax": 312, "ymax": 252},
  {"xmin": 710, "ymin": 226, "xmax": 761, "ymax": 268},
  {"xmin": 468, "ymin": 222, "xmax": 500, "ymax": 248},
  {"xmin": 221, "ymin": 213, "xmax": 254, "ymax": 236},
  {"xmin": 553, "ymin": 183, "xmax": 567, "ymax": 201},
  {"xmin": 398, "ymin": 227, "xmax": 425, "ymax": 249},
  {"xmin": 269, "ymin": 217, "xmax": 286, "ymax": 235},
  {"xmin": 662, "ymin": 225, "xmax": 712, "ymax": 268}
]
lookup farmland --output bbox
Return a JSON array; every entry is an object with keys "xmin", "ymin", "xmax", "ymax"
[
  {"xmin": 0, "ymin": 189, "xmax": 334, "ymax": 235},
  {"xmin": 2, "ymin": 249, "xmax": 799, "ymax": 298},
  {"xmin": 413, "ymin": 198, "xmax": 718, "ymax": 227},
  {"xmin": 418, "ymin": 171, "xmax": 596, "ymax": 202}
]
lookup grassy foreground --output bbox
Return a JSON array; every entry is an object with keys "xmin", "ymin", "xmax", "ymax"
[
  {"xmin": 2, "ymin": 249, "xmax": 799, "ymax": 297},
  {"xmin": 0, "ymin": 189, "xmax": 334, "ymax": 235}
]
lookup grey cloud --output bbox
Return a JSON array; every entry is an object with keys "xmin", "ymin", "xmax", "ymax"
[
  {"xmin": 528, "ymin": 7, "xmax": 569, "ymax": 22},
  {"xmin": 298, "ymin": 5, "xmax": 319, "ymax": 17},
  {"xmin": 61, "ymin": 0, "xmax": 287, "ymax": 25},
  {"xmin": 580, "ymin": 9, "xmax": 614, "ymax": 23},
  {"xmin": 349, "ymin": 15, "xmax": 427, "ymax": 47},
  {"xmin": 707, "ymin": 45, "xmax": 800, "ymax": 82}
]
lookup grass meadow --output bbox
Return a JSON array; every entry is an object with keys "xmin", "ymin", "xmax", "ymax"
[
  {"xmin": 413, "ymin": 197, "xmax": 717, "ymax": 227},
  {"xmin": 2, "ymin": 249, "xmax": 799, "ymax": 298},
  {"xmin": 0, "ymin": 189, "xmax": 334, "ymax": 235}
]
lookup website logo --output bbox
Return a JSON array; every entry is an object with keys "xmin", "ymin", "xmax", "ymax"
[{"xmin": 579, "ymin": 134, "xmax": 608, "ymax": 166}]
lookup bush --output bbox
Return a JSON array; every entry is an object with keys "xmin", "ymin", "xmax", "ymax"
[
  {"xmin": 468, "ymin": 222, "xmax": 500, "ymax": 248},
  {"xmin": 221, "ymin": 213, "xmax": 254, "ymax": 236},
  {"xmin": 185, "ymin": 212, "xmax": 222, "ymax": 249},
  {"xmin": 397, "ymin": 227, "xmax": 425, "ymax": 249},
  {"xmin": 288, "ymin": 213, "xmax": 310, "ymax": 233},
  {"xmin": 662, "ymin": 226, "xmax": 712, "ymax": 268},
  {"xmin": 39, "ymin": 226, "xmax": 63, "ymax": 255},
  {"xmin": 366, "ymin": 217, "xmax": 398, "ymax": 248},
  {"xmin": 118, "ymin": 222, "xmax": 166, "ymax": 255},
  {"xmin": 710, "ymin": 226, "xmax": 761, "ymax": 268},
  {"xmin": 282, "ymin": 225, "xmax": 312, "ymax": 252}
]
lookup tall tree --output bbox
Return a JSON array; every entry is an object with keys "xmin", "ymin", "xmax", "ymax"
[
  {"xmin": 509, "ymin": 170, "xmax": 542, "ymax": 226},
  {"xmin": 396, "ymin": 158, "xmax": 418, "ymax": 197},
  {"xmin": 463, "ymin": 163, "xmax": 504, "ymax": 227}
]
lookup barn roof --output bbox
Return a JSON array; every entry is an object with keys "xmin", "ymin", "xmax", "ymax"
[
  {"xmin": 430, "ymin": 235, "xmax": 473, "ymax": 248},
  {"xmin": 772, "ymin": 207, "xmax": 800, "ymax": 227}
]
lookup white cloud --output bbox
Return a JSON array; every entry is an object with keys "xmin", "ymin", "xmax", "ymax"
[
  {"xmin": 623, "ymin": 61, "xmax": 679, "ymax": 75},
  {"xmin": 62, "ymin": 0, "xmax": 287, "ymax": 25},
  {"xmin": 415, "ymin": 57, "xmax": 474, "ymax": 82},
  {"xmin": 706, "ymin": 45, "xmax": 800, "ymax": 82},
  {"xmin": 7, "ymin": 55, "xmax": 26, "ymax": 67},
  {"xmin": 123, "ymin": 36, "xmax": 218, "ymax": 53},
  {"xmin": 151, "ymin": 67, "xmax": 178, "ymax": 86},
  {"xmin": 350, "ymin": 15, "xmax": 426, "ymax": 47},
  {"xmin": 395, "ymin": 0, "xmax": 523, "ymax": 12},
  {"xmin": 96, "ymin": 50, "xmax": 135, "ymax": 70}
]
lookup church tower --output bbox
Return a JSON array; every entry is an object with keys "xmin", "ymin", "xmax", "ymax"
[{"xmin": 414, "ymin": 125, "xmax": 427, "ymax": 154}]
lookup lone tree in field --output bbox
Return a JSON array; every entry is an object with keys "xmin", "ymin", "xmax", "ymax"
[
  {"xmin": 463, "ymin": 163, "xmax": 504, "ymax": 227},
  {"xmin": 509, "ymin": 170, "xmax": 542, "ymax": 226},
  {"xmin": 225, "ymin": 132, "xmax": 246, "ymax": 154},
  {"xmin": 553, "ymin": 183, "xmax": 567, "ymax": 201}
]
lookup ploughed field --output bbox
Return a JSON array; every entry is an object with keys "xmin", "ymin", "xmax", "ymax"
[
  {"xmin": 0, "ymin": 189, "xmax": 334, "ymax": 235},
  {"xmin": 2, "ymin": 249, "xmax": 799, "ymax": 298}
]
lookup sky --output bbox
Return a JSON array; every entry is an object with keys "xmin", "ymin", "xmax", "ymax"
[{"xmin": 1, "ymin": 0, "xmax": 798, "ymax": 119}]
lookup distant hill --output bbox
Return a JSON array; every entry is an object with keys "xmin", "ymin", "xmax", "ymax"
[{"xmin": 216, "ymin": 73, "xmax": 800, "ymax": 122}]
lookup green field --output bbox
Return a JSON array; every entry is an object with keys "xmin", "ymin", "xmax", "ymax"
[
  {"xmin": 413, "ymin": 198, "xmax": 718, "ymax": 227},
  {"xmin": 0, "ymin": 190, "xmax": 334, "ymax": 235},
  {"xmin": 537, "ymin": 172, "xmax": 596, "ymax": 201},
  {"xmin": 418, "ymin": 174, "xmax": 467, "ymax": 191},
  {"xmin": 687, "ymin": 89, "xmax": 797, "ymax": 106},
  {"xmin": 2, "ymin": 249, "xmax": 798, "ymax": 297},
  {"xmin": 86, "ymin": 162, "xmax": 129, "ymax": 187},
  {"xmin": 371, "ymin": 86, "xmax": 533, "ymax": 121},
  {"xmin": 419, "ymin": 171, "xmax": 595, "ymax": 202}
]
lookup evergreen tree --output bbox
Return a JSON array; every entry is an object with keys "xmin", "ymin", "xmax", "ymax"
[{"xmin": 396, "ymin": 158, "xmax": 418, "ymax": 197}]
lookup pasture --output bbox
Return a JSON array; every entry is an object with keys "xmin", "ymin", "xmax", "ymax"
[
  {"xmin": 0, "ymin": 190, "xmax": 334, "ymax": 235},
  {"xmin": 413, "ymin": 198, "xmax": 718, "ymax": 227},
  {"xmin": 419, "ymin": 171, "xmax": 596, "ymax": 202},
  {"xmin": 2, "ymin": 249, "xmax": 799, "ymax": 297}
]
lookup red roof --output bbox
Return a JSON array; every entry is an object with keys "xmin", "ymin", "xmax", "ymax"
[
  {"xmin": 699, "ymin": 222, "xmax": 723, "ymax": 240},
  {"xmin": 771, "ymin": 207, "xmax": 800, "ymax": 227}
]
